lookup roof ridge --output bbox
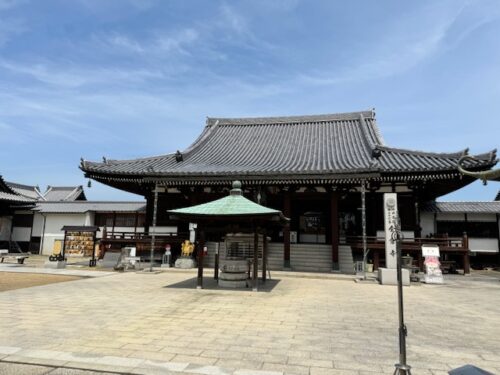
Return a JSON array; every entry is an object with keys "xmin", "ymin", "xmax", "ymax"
[{"xmin": 206, "ymin": 110, "xmax": 374, "ymax": 126}]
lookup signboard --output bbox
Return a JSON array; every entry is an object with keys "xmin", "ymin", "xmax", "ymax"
[
  {"xmin": 383, "ymin": 193, "xmax": 398, "ymax": 269},
  {"xmin": 422, "ymin": 245, "xmax": 443, "ymax": 284},
  {"xmin": 423, "ymin": 256, "xmax": 444, "ymax": 284},
  {"xmin": 422, "ymin": 245, "xmax": 439, "ymax": 257}
]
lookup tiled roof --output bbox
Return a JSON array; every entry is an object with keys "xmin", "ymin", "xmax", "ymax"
[
  {"xmin": 5, "ymin": 181, "xmax": 86, "ymax": 201},
  {"xmin": 33, "ymin": 201, "xmax": 146, "ymax": 213},
  {"xmin": 5, "ymin": 182, "xmax": 44, "ymax": 200},
  {"xmin": 0, "ymin": 176, "xmax": 36, "ymax": 203},
  {"xmin": 0, "ymin": 191, "xmax": 36, "ymax": 203},
  {"xmin": 423, "ymin": 201, "xmax": 500, "ymax": 214},
  {"xmin": 42, "ymin": 186, "xmax": 86, "ymax": 201},
  {"xmin": 81, "ymin": 111, "xmax": 497, "ymax": 182}
]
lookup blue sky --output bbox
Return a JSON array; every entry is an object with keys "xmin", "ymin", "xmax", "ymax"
[{"xmin": 0, "ymin": 0, "xmax": 499, "ymax": 201}]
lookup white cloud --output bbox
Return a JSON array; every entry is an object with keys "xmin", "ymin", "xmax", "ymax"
[
  {"xmin": 0, "ymin": 60, "xmax": 166, "ymax": 88},
  {"xmin": 297, "ymin": 1, "xmax": 483, "ymax": 86}
]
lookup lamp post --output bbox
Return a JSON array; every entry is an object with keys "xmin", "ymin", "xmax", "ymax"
[{"xmin": 391, "ymin": 216, "xmax": 411, "ymax": 375}]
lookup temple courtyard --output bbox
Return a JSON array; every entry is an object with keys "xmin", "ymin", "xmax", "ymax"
[{"xmin": 0, "ymin": 268, "xmax": 499, "ymax": 375}]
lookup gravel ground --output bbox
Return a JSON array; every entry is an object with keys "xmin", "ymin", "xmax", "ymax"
[{"xmin": 0, "ymin": 272, "xmax": 82, "ymax": 292}]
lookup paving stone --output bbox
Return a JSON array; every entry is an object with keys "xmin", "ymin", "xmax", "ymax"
[
  {"xmin": 47, "ymin": 368, "xmax": 117, "ymax": 375},
  {"xmin": 0, "ymin": 271, "xmax": 499, "ymax": 375},
  {"xmin": 0, "ymin": 362, "xmax": 53, "ymax": 375}
]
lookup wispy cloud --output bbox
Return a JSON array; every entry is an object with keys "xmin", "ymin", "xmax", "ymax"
[
  {"xmin": 0, "ymin": 60, "xmax": 166, "ymax": 88},
  {"xmin": 297, "ymin": 1, "xmax": 487, "ymax": 86}
]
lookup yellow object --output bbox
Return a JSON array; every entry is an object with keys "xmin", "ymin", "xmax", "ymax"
[
  {"xmin": 181, "ymin": 240, "xmax": 195, "ymax": 257},
  {"xmin": 52, "ymin": 240, "xmax": 62, "ymax": 255}
]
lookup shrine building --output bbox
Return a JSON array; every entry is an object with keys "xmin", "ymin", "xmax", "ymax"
[{"xmin": 80, "ymin": 110, "xmax": 498, "ymax": 273}]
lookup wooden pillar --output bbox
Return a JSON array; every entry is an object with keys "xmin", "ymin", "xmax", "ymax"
[
  {"xmin": 111, "ymin": 211, "xmax": 116, "ymax": 236},
  {"xmin": 253, "ymin": 227, "xmax": 259, "ymax": 291},
  {"xmin": 283, "ymin": 191, "xmax": 291, "ymax": 268},
  {"xmin": 197, "ymin": 228, "xmax": 205, "ymax": 289},
  {"xmin": 214, "ymin": 242, "xmax": 219, "ymax": 281},
  {"xmin": 463, "ymin": 232, "xmax": 470, "ymax": 275},
  {"xmin": 144, "ymin": 190, "xmax": 153, "ymax": 234},
  {"xmin": 262, "ymin": 232, "xmax": 268, "ymax": 282},
  {"xmin": 497, "ymin": 214, "xmax": 500, "ymax": 265},
  {"xmin": 133, "ymin": 211, "xmax": 139, "ymax": 235},
  {"xmin": 61, "ymin": 230, "xmax": 67, "ymax": 260},
  {"xmin": 330, "ymin": 191, "xmax": 339, "ymax": 270},
  {"xmin": 414, "ymin": 199, "xmax": 422, "ymax": 239}
]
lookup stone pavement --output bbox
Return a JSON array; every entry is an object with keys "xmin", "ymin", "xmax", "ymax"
[
  {"xmin": 0, "ymin": 270, "xmax": 499, "ymax": 375},
  {"xmin": 0, "ymin": 263, "xmax": 115, "ymax": 278}
]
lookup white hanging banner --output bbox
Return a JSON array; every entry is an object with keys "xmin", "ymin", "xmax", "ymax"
[{"xmin": 383, "ymin": 193, "xmax": 398, "ymax": 269}]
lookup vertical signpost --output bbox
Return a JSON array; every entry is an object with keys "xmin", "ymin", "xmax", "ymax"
[{"xmin": 384, "ymin": 193, "xmax": 398, "ymax": 269}]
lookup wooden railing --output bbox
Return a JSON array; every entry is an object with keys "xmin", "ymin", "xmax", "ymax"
[
  {"xmin": 344, "ymin": 235, "xmax": 468, "ymax": 251},
  {"xmin": 345, "ymin": 234, "xmax": 470, "ymax": 273},
  {"xmin": 103, "ymin": 231, "xmax": 184, "ymax": 241}
]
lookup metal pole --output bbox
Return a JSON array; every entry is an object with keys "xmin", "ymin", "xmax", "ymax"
[
  {"xmin": 393, "ymin": 216, "xmax": 412, "ymax": 375},
  {"xmin": 361, "ymin": 180, "xmax": 368, "ymax": 280},
  {"xmin": 149, "ymin": 184, "xmax": 159, "ymax": 272}
]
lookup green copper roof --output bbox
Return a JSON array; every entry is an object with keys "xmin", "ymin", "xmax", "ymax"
[{"xmin": 168, "ymin": 181, "xmax": 288, "ymax": 221}]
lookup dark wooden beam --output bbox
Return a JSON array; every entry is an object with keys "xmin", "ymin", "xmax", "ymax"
[
  {"xmin": 197, "ymin": 229, "xmax": 205, "ymax": 289},
  {"xmin": 253, "ymin": 227, "xmax": 259, "ymax": 291},
  {"xmin": 330, "ymin": 191, "xmax": 339, "ymax": 270},
  {"xmin": 283, "ymin": 190, "xmax": 291, "ymax": 269},
  {"xmin": 262, "ymin": 231, "xmax": 267, "ymax": 282}
]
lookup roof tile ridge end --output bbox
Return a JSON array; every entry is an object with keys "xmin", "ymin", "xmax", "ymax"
[
  {"xmin": 377, "ymin": 146, "xmax": 470, "ymax": 158},
  {"xmin": 358, "ymin": 113, "xmax": 377, "ymax": 150},
  {"xmin": 181, "ymin": 120, "xmax": 219, "ymax": 157}
]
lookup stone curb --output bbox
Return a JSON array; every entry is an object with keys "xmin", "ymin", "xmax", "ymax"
[{"xmin": 0, "ymin": 346, "xmax": 283, "ymax": 375}]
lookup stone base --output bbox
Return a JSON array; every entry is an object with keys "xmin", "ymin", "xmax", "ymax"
[
  {"xmin": 378, "ymin": 268, "xmax": 410, "ymax": 286},
  {"xmin": 44, "ymin": 260, "xmax": 66, "ymax": 269},
  {"xmin": 175, "ymin": 258, "xmax": 197, "ymax": 269},
  {"xmin": 219, "ymin": 271, "xmax": 247, "ymax": 281},
  {"xmin": 423, "ymin": 274, "xmax": 443, "ymax": 284},
  {"xmin": 160, "ymin": 263, "xmax": 171, "ymax": 268},
  {"xmin": 218, "ymin": 279, "xmax": 248, "ymax": 288}
]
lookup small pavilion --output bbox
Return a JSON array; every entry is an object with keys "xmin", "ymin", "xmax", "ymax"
[{"xmin": 168, "ymin": 181, "xmax": 289, "ymax": 291}]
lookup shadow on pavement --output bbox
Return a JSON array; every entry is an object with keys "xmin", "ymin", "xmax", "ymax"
[{"xmin": 164, "ymin": 277, "xmax": 280, "ymax": 292}]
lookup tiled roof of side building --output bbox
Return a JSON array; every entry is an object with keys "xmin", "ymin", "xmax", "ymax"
[
  {"xmin": 81, "ymin": 110, "xmax": 497, "ymax": 179},
  {"xmin": 42, "ymin": 186, "xmax": 86, "ymax": 201},
  {"xmin": 5, "ymin": 181, "xmax": 44, "ymax": 200},
  {"xmin": 0, "ymin": 177, "xmax": 36, "ymax": 203},
  {"xmin": 423, "ymin": 201, "xmax": 500, "ymax": 214},
  {"xmin": 0, "ymin": 191, "xmax": 37, "ymax": 203},
  {"xmin": 33, "ymin": 201, "xmax": 146, "ymax": 213}
]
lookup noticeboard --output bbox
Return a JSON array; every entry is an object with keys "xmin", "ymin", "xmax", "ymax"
[{"xmin": 422, "ymin": 245, "xmax": 440, "ymax": 257}]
